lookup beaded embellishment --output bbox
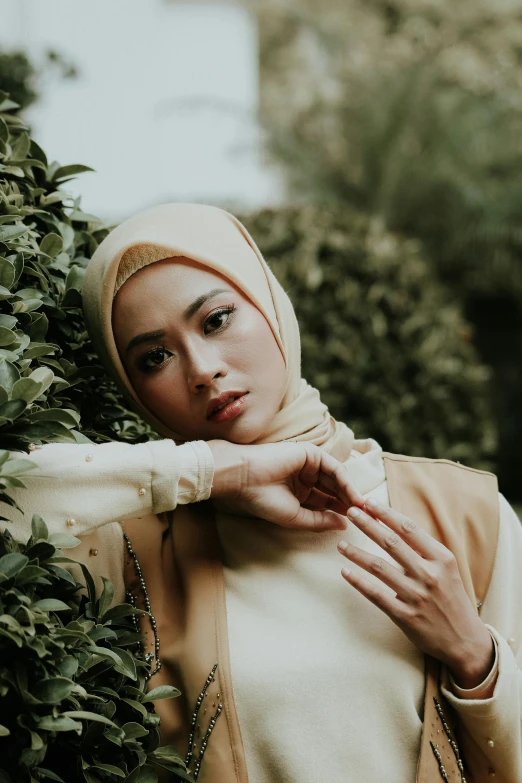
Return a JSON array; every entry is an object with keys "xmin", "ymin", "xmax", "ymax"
[
  {"xmin": 430, "ymin": 697, "xmax": 467, "ymax": 782},
  {"xmin": 123, "ymin": 532, "xmax": 223, "ymax": 779},
  {"xmin": 123, "ymin": 532, "xmax": 161, "ymax": 680},
  {"xmin": 186, "ymin": 664, "xmax": 223, "ymax": 780}
]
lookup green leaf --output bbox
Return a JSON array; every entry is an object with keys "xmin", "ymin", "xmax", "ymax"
[
  {"xmin": 27, "ymin": 365, "xmax": 54, "ymax": 394},
  {"xmin": 23, "ymin": 342, "xmax": 57, "ymax": 359},
  {"xmin": 65, "ymin": 264, "xmax": 85, "ymax": 293},
  {"xmin": 33, "ymin": 598, "xmax": 71, "ymax": 612},
  {"xmin": 101, "ymin": 604, "xmax": 147, "ymax": 623},
  {"xmin": 0, "ymin": 327, "xmax": 16, "ymax": 347},
  {"xmin": 0, "ymin": 399, "xmax": 26, "ymax": 420},
  {"xmin": 0, "ymin": 725, "xmax": 10, "ymax": 736},
  {"xmin": 69, "ymin": 209, "xmax": 102, "ymax": 223},
  {"xmin": 0, "ymin": 224, "xmax": 29, "ymax": 242},
  {"xmin": 97, "ymin": 577, "xmax": 114, "ymax": 619},
  {"xmin": 125, "ymin": 766, "xmax": 158, "ymax": 783},
  {"xmin": 0, "ymin": 360, "xmax": 20, "ymax": 392},
  {"xmin": 33, "ymin": 677, "xmax": 75, "ymax": 704},
  {"xmin": 10, "ymin": 377, "xmax": 43, "ymax": 404},
  {"xmin": 40, "ymin": 233, "xmax": 64, "ymax": 259},
  {"xmin": 0, "ymin": 315, "xmax": 17, "ymax": 330},
  {"xmin": 27, "ymin": 408, "xmax": 80, "ymax": 428},
  {"xmin": 52, "ymin": 164, "xmax": 94, "ymax": 181},
  {"xmin": 122, "ymin": 721, "xmax": 149, "ymax": 740},
  {"xmin": 31, "ymin": 514, "xmax": 49, "ymax": 541},
  {"xmin": 62, "ymin": 710, "xmax": 116, "ymax": 727},
  {"xmin": 0, "ymin": 552, "xmax": 29, "ymax": 579},
  {"xmin": 16, "ymin": 565, "xmax": 50, "ymax": 585},
  {"xmin": 37, "ymin": 715, "xmax": 82, "ymax": 733},
  {"xmin": 92, "ymin": 765, "xmax": 125, "ymax": 778},
  {"xmin": 121, "ymin": 698, "xmax": 148, "ymax": 718},
  {"xmin": 0, "ymin": 259, "xmax": 15, "ymax": 291},
  {"xmin": 29, "ymin": 729, "xmax": 44, "ymax": 750},
  {"xmin": 47, "ymin": 531, "xmax": 81, "ymax": 549},
  {"xmin": 56, "ymin": 656, "xmax": 79, "ymax": 678},
  {"xmin": 142, "ymin": 685, "xmax": 181, "ymax": 703}
]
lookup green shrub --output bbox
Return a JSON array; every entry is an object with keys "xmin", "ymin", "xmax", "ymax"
[
  {"xmin": 241, "ymin": 207, "xmax": 497, "ymax": 468},
  {"xmin": 0, "ymin": 514, "xmax": 190, "ymax": 782},
  {"xmin": 0, "ymin": 94, "xmax": 154, "ymax": 512}
]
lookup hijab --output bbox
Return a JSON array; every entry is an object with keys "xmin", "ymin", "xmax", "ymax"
[{"xmin": 82, "ymin": 203, "xmax": 354, "ymax": 460}]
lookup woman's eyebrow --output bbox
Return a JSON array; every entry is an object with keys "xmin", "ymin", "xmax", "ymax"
[
  {"xmin": 182, "ymin": 288, "xmax": 231, "ymax": 320},
  {"xmin": 126, "ymin": 330, "xmax": 165, "ymax": 354}
]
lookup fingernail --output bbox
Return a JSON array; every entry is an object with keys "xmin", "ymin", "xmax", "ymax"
[
  {"xmin": 365, "ymin": 498, "xmax": 379, "ymax": 510},
  {"xmin": 338, "ymin": 539, "xmax": 348, "ymax": 551},
  {"xmin": 348, "ymin": 507, "xmax": 360, "ymax": 518},
  {"xmin": 341, "ymin": 567, "xmax": 351, "ymax": 578}
]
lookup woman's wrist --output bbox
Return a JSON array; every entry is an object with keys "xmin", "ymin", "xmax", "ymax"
[
  {"xmin": 207, "ymin": 440, "xmax": 247, "ymax": 499},
  {"xmin": 447, "ymin": 625, "xmax": 496, "ymax": 690}
]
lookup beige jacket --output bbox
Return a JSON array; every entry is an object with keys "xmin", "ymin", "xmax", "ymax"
[{"xmin": 1, "ymin": 439, "xmax": 521, "ymax": 782}]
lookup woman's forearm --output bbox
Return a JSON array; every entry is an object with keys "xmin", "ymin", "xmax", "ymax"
[{"xmin": 0, "ymin": 439, "xmax": 214, "ymax": 540}]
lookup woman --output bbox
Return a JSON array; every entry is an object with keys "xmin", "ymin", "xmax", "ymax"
[{"xmin": 4, "ymin": 203, "xmax": 521, "ymax": 782}]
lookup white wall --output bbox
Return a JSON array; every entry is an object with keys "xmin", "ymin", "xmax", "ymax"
[{"xmin": 0, "ymin": 0, "xmax": 283, "ymax": 221}]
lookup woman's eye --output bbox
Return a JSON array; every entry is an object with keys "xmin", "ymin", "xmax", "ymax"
[
  {"xmin": 204, "ymin": 305, "xmax": 235, "ymax": 335},
  {"xmin": 139, "ymin": 348, "xmax": 170, "ymax": 372}
]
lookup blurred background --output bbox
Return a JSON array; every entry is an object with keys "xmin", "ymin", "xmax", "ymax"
[{"xmin": 0, "ymin": 0, "xmax": 521, "ymax": 507}]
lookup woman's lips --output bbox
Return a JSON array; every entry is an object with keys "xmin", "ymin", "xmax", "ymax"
[{"xmin": 208, "ymin": 392, "xmax": 248, "ymax": 423}]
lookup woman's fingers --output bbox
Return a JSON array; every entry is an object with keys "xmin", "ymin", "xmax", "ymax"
[
  {"xmin": 302, "ymin": 487, "xmax": 349, "ymax": 515},
  {"xmin": 340, "ymin": 565, "xmax": 406, "ymax": 620},
  {"xmin": 289, "ymin": 506, "xmax": 348, "ymax": 532},
  {"xmin": 296, "ymin": 444, "xmax": 364, "ymax": 509},
  {"xmin": 346, "ymin": 506, "xmax": 423, "ymax": 576},
  {"xmin": 363, "ymin": 499, "xmax": 448, "ymax": 560},
  {"xmin": 337, "ymin": 539, "xmax": 415, "ymax": 600}
]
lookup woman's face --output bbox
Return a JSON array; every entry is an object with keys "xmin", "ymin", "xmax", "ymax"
[{"xmin": 112, "ymin": 257, "xmax": 287, "ymax": 443}]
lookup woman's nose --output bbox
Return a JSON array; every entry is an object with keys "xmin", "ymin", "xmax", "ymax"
[{"xmin": 186, "ymin": 349, "xmax": 227, "ymax": 392}]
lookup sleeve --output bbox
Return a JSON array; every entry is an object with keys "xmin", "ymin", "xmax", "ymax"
[
  {"xmin": 0, "ymin": 439, "xmax": 214, "ymax": 542},
  {"xmin": 440, "ymin": 493, "xmax": 522, "ymax": 782}
]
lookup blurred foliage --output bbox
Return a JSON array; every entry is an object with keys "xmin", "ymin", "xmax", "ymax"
[
  {"xmin": 0, "ymin": 514, "xmax": 190, "ymax": 783},
  {"xmin": 249, "ymin": 0, "xmax": 522, "ymax": 497},
  {"xmin": 0, "ymin": 94, "xmax": 155, "ymax": 505},
  {"xmin": 254, "ymin": 0, "xmax": 522, "ymax": 288},
  {"xmin": 0, "ymin": 48, "xmax": 78, "ymax": 112},
  {"xmin": 241, "ymin": 206, "xmax": 497, "ymax": 467}
]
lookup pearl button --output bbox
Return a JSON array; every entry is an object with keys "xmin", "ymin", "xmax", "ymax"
[
  {"xmin": 138, "ymin": 487, "xmax": 146, "ymax": 496},
  {"xmin": 65, "ymin": 518, "xmax": 76, "ymax": 527},
  {"xmin": 89, "ymin": 548, "xmax": 98, "ymax": 556},
  {"xmin": 28, "ymin": 443, "xmax": 37, "ymax": 451},
  {"xmin": 487, "ymin": 739, "xmax": 495, "ymax": 748},
  {"xmin": 85, "ymin": 454, "xmax": 93, "ymax": 462}
]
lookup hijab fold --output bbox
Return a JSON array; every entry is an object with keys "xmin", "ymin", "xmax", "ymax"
[{"xmin": 83, "ymin": 203, "xmax": 354, "ymax": 460}]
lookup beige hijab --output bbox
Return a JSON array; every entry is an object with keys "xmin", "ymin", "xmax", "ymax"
[{"xmin": 82, "ymin": 203, "xmax": 354, "ymax": 460}]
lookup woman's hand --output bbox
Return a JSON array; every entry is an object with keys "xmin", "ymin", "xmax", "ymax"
[
  {"xmin": 337, "ymin": 499, "xmax": 495, "ymax": 689},
  {"xmin": 208, "ymin": 439, "xmax": 365, "ymax": 532}
]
